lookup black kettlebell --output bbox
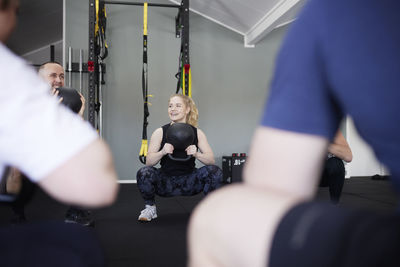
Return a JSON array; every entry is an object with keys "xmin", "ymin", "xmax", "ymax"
[
  {"xmin": 166, "ymin": 123, "xmax": 195, "ymax": 161},
  {"xmin": 57, "ymin": 87, "xmax": 82, "ymax": 114}
]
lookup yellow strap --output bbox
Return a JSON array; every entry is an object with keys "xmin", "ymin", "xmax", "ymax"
[
  {"xmin": 143, "ymin": 3, "xmax": 148, "ymax": 36},
  {"xmin": 102, "ymin": 5, "xmax": 108, "ymax": 48},
  {"xmin": 144, "ymin": 94, "xmax": 153, "ymax": 105},
  {"xmin": 181, "ymin": 66, "xmax": 192, "ymax": 97},
  {"xmin": 139, "ymin": 139, "xmax": 148, "ymax": 157},
  {"xmin": 188, "ymin": 68, "xmax": 192, "ymax": 98},
  {"xmin": 95, "ymin": 0, "xmax": 99, "ymax": 35}
]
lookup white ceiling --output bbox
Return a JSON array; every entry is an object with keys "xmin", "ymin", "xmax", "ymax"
[
  {"xmin": 7, "ymin": 0, "xmax": 305, "ymax": 55},
  {"xmin": 170, "ymin": 0, "xmax": 306, "ymax": 47}
]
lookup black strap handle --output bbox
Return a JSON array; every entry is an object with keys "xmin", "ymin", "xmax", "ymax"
[{"xmin": 168, "ymin": 154, "xmax": 192, "ymax": 161}]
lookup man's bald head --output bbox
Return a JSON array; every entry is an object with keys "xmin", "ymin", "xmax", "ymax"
[{"xmin": 38, "ymin": 62, "xmax": 65, "ymax": 90}]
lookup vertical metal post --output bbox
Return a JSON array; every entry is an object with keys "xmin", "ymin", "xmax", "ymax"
[
  {"xmin": 181, "ymin": 0, "xmax": 190, "ymax": 95},
  {"xmin": 79, "ymin": 49, "xmax": 83, "ymax": 93},
  {"xmin": 88, "ymin": 0, "xmax": 97, "ymax": 127},
  {"xmin": 50, "ymin": 45, "xmax": 55, "ymax": 61},
  {"xmin": 68, "ymin": 47, "xmax": 72, "ymax": 87},
  {"xmin": 98, "ymin": 62, "xmax": 103, "ymax": 138}
]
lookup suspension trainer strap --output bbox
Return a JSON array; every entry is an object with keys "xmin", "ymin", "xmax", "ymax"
[
  {"xmin": 139, "ymin": 2, "xmax": 149, "ymax": 164},
  {"xmin": 182, "ymin": 63, "xmax": 191, "ymax": 97},
  {"xmin": 175, "ymin": 44, "xmax": 182, "ymax": 94},
  {"xmin": 95, "ymin": 0, "xmax": 108, "ymax": 60},
  {"xmin": 93, "ymin": 0, "xmax": 109, "ymax": 136},
  {"xmin": 175, "ymin": 0, "xmax": 191, "ymax": 97}
]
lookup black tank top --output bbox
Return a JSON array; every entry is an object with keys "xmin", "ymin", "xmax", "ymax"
[{"xmin": 160, "ymin": 123, "xmax": 198, "ymax": 176}]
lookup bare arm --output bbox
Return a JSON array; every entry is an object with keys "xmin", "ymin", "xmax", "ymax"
[
  {"xmin": 328, "ymin": 130, "xmax": 353, "ymax": 162},
  {"xmin": 78, "ymin": 93, "xmax": 86, "ymax": 118},
  {"xmin": 38, "ymin": 138, "xmax": 119, "ymax": 208},
  {"xmin": 5, "ymin": 167, "xmax": 22, "ymax": 194},
  {"xmin": 187, "ymin": 129, "xmax": 215, "ymax": 165},
  {"xmin": 244, "ymin": 127, "xmax": 328, "ymax": 200},
  {"xmin": 189, "ymin": 126, "xmax": 330, "ymax": 267},
  {"xmin": 145, "ymin": 128, "xmax": 173, "ymax": 166}
]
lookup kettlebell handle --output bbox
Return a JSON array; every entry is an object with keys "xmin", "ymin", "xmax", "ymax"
[{"xmin": 168, "ymin": 154, "xmax": 192, "ymax": 161}]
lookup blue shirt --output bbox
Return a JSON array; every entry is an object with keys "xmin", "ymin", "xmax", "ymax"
[{"xmin": 262, "ymin": 0, "xmax": 400, "ymax": 189}]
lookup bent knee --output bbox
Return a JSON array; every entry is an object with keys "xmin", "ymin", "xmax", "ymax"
[
  {"xmin": 189, "ymin": 184, "xmax": 302, "ymax": 267},
  {"xmin": 205, "ymin": 165, "xmax": 221, "ymax": 172},
  {"xmin": 136, "ymin": 166, "xmax": 155, "ymax": 180},
  {"xmin": 189, "ymin": 185, "xmax": 243, "ymax": 267},
  {"xmin": 203, "ymin": 165, "xmax": 223, "ymax": 182}
]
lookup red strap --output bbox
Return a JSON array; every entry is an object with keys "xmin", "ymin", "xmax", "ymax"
[
  {"xmin": 88, "ymin": 61, "xmax": 95, "ymax": 72},
  {"xmin": 184, "ymin": 64, "xmax": 190, "ymax": 73}
]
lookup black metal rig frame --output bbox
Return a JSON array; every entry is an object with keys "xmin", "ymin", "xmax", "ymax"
[{"xmin": 87, "ymin": 0, "xmax": 190, "ymax": 128}]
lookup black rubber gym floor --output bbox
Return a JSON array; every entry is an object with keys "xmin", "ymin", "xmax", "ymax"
[{"xmin": 0, "ymin": 177, "xmax": 397, "ymax": 267}]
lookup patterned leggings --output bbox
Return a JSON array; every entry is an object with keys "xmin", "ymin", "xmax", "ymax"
[{"xmin": 136, "ymin": 165, "xmax": 223, "ymax": 205}]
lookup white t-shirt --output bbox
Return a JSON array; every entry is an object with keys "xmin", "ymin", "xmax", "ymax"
[{"xmin": 0, "ymin": 43, "xmax": 97, "ymax": 182}]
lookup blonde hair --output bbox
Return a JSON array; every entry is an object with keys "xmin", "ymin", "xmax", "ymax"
[{"xmin": 169, "ymin": 94, "xmax": 199, "ymax": 127}]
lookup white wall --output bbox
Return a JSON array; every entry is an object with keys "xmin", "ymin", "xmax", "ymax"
[{"xmin": 346, "ymin": 117, "xmax": 390, "ymax": 177}]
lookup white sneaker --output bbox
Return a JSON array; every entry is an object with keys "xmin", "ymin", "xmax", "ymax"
[{"xmin": 138, "ymin": 205, "xmax": 157, "ymax": 222}]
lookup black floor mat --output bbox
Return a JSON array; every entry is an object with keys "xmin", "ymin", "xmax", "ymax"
[{"xmin": 0, "ymin": 177, "xmax": 397, "ymax": 267}]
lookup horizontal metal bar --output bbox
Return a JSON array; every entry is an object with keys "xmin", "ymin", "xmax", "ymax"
[{"xmin": 102, "ymin": 1, "xmax": 180, "ymax": 8}]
